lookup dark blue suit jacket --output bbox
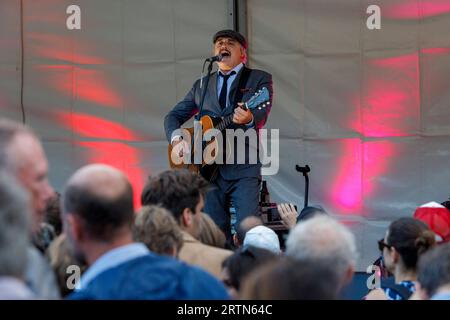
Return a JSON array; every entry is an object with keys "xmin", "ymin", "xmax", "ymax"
[{"xmin": 164, "ymin": 66, "xmax": 273, "ymax": 180}]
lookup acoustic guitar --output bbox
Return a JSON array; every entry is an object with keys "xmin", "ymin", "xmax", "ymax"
[{"xmin": 168, "ymin": 87, "xmax": 270, "ymax": 181}]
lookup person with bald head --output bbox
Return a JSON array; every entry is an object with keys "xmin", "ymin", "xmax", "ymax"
[
  {"xmin": 63, "ymin": 164, "xmax": 228, "ymax": 300},
  {"xmin": 62, "ymin": 164, "xmax": 134, "ymax": 269},
  {"xmin": 0, "ymin": 118, "xmax": 59, "ymax": 299},
  {"xmin": 233, "ymin": 215, "xmax": 263, "ymax": 248}
]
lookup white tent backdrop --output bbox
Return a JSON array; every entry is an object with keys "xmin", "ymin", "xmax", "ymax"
[{"xmin": 1, "ymin": 0, "xmax": 450, "ymax": 270}]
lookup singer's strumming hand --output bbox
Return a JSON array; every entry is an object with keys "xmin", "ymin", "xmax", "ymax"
[{"xmin": 172, "ymin": 139, "xmax": 190, "ymax": 158}]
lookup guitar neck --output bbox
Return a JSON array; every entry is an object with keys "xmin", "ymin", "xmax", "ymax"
[
  {"xmin": 214, "ymin": 104, "xmax": 248, "ymax": 131},
  {"xmin": 215, "ymin": 113, "xmax": 234, "ymax": 131}
]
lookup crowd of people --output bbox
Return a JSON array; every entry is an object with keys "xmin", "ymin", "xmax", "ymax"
[{"xmin": 1, "ymin": 117, "xmax": 450, "ymax": 300}]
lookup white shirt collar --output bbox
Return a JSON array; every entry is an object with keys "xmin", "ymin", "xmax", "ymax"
[{"xmin": 78, "ymin": 242, "xmax": 149, "ymax": 290}]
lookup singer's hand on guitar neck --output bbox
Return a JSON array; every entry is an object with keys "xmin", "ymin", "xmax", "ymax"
[
  {"xmin": 172, "ymin": 138, "xmax": 190, "ymax": 158},
  {"xmin": 232, "ymin": 103, "xmax": 253, "ymax": 125}
]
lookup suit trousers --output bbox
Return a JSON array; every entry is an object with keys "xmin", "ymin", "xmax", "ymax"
[{"xmin": 204, "ymin": 172, "xmax": 261, "ymax": 239}]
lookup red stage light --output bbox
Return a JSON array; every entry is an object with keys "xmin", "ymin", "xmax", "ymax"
[
  {"xmin": 56, "ymin": 111, "xmax": 145, "ymax": 209},
  {"xmin": 331, "ymin": 139, "xmax": 363, "ymax": 212},
  {"xmin": 56, "ymin": 111, "xmax": 141, "ymax": 141},
  {"xmin": 77, "ymin": 141, "xmax": 145, "ymax": 211},
  {"xmin": 384, "ymin": 0, "xmax": 450, "ymax": 19}
]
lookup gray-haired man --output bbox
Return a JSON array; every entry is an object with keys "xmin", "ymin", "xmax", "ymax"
[{"xmin": 0, "ymin": 118, "xmax": 59, "ymax": 299}]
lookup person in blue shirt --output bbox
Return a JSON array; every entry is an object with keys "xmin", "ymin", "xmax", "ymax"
[{"xmin": 62, "ymin": 164, "xmax": 228, "ymax": 300}]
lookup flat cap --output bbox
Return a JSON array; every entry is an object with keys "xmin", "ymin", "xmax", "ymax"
[{"xmin": 213, "ymin": 29, "xmax": 247, "ymax": 49}]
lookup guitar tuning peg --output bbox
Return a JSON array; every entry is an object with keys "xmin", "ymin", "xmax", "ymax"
[
  {"xmin": 266, "ymin": 101, "xmax": 270, "ymax": 105},
  {"xmin": 258, "ymin": 107, "xmax": 262, "ymax": 110}
]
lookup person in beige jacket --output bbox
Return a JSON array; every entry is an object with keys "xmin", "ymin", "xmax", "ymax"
[{"xmin": 141, "ymin": 169, "xmax": 232, "ymax": 279}]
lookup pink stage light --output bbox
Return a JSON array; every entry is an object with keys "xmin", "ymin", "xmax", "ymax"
[
  {"xmin": 331, "ymin": 139, "xmax": 363, "ymax": 212},
  {"xmin": 364, "ymin": 53, "xmax": 420, "ymax": 138},
  {"xmin": 56, "ymin": 111, "xmax": 145, "ymax": 209},
  {"xmin": 363, "ymin": 141, "xmax": 396, "ymax": 196},
  {"xmin": 384, "ymin": 0, "xmax": 450, "ymax": 20},
  {"xmin": 41, "ymin": 64, "xmax": 123, "ymax": 109},
  {"xmin": 77, "ymin": 141, "xmax": 145, "ymax": 210},
  {"xmin": 75, "ymin": 68, "xmax": 123, "ymax": 109},
  {"xmin": 56, "ymin": 111, "xmax": 141, "ymax": 141},
  {"xmin": 27, "ymin": 32, "xmax": 107, "ymax": 65},
  {"xmin": 421, "ymin": 47, "xmax": 450, "ymax": 56},
  {"xmin": 333, "ymin": 50, "xmax": 421, "ymax": 213}
]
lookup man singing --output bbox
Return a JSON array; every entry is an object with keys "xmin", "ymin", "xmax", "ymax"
[{"xmin": 164, "ymin": 29, "xmax": 273, "ymax": 241}]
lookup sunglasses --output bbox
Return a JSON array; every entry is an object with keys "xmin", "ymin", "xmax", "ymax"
[{"xmin": 378, "ymin": 239, "xmax": 392, "ymax": 251}]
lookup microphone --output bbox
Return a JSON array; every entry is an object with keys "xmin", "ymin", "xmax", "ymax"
[
  {"xmin": 200, "ymin": 54, "xmax": 223, "ymax": 88},
  {"xmin": 205, "ymin": 54, "xmax": 223, "ymax": 62}
]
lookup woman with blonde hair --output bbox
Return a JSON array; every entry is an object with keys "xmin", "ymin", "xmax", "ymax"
[{"xmin": 133, "ymin": 205, "xmax": 183, "ymax": 257}]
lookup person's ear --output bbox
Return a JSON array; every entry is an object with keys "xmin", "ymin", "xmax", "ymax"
[
  {"xmin": 65, "ymin": 214, "xmax": 84, "ymax": 242},
  {"xmin": 181, "ymin": 208, "xmax": 193, "ymax": 228},
  {"xmin": 233, "ymin": 233, "xmax": 239, "ymax": 247},
  {"xmin": 169, "ymin": 246, "xmax": 178, "ymax": 258},
  {"xmin": 240, "ymin": 47, "xmax": 247, "ymax": 62},
  {"xmin": 344, "ymin": 265, "xmax": 355, "ymax": 286},
  {"xmin": 391, "ymin": 247, "xmax": 400, "ymax": 264},
  {"xmin": 412, "ymin": 282, "xmax": 429, "ymax": 300}
]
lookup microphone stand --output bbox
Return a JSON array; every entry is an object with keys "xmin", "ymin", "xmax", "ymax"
[
  {"xmin": 193, "ymin": 59, "xmax": 215, "ymax": 174},
  {"xmin": 197, "ymin": 59, "xmax": 215, "ymax": 121},
  {"xmin": 295, "ymin": 165, "xmax": 311, "ymax": 208}
]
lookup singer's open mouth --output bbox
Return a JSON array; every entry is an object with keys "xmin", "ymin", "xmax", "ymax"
[{"xmin": 220, "ymin": 51, "xmax": 231, "ymax": 57}]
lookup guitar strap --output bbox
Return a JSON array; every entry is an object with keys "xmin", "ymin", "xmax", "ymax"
[{"xmin": 232, "ymin": 66, "xmax": 252, "ymax": 108}]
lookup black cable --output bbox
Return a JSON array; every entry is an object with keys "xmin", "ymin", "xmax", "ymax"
[
  {"xmin": 19, "ymin": 0, "xmax": 26, "ymax": 124},
  {"xmin": 233, "ymin": 0, "xmax": 239, "ymax": 31}
]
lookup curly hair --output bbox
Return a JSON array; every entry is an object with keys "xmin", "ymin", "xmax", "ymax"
[{"xmin": 133, "ymin": 205, "xmax": 183, "ymax": 256}]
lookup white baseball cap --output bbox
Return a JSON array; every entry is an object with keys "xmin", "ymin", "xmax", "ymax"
[{"xmin": 243, "ymin": 225, "xmax": 281, "ymax": 254}]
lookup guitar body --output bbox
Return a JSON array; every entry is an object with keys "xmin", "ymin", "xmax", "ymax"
[{"xmin": 168, "ymin": 115, "xmax": 221, "ymax": 181}]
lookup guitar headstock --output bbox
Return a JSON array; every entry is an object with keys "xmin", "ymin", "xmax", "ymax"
[{"xmin": 244, "ymin": 87, "xmax": 270, "ymax": 111}]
